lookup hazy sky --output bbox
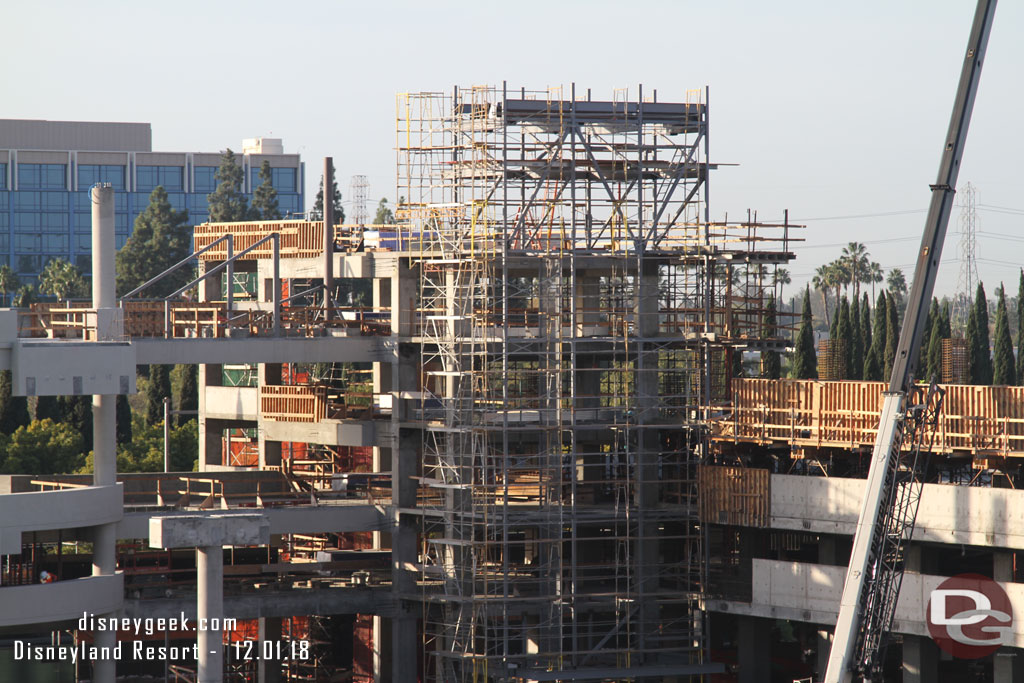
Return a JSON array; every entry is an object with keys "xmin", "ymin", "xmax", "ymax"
[{"xmin": 5, "ymin": 1, "xmax": 1022, "ymax": 299}]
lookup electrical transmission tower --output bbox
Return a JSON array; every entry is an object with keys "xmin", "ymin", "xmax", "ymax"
[
  {"xmin": 350, "ymin": 175, "xmax": 369, "ymax": 225},
  {"xmin": 950, "ymin": 182, "xmax": 979, "ymax": 336}
]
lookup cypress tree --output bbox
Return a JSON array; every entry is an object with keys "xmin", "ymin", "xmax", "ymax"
[
  {"xmin": 864, "ymin": 291, "xmax": 887, "ymax": 381},
  {"xmin": 176, "ymin": 364, "xmax": 198, "ymax": 427},
  {"xmin": 861, "ymin": 293, "xmax": 872, "ymax": 356},
  {"xmin": 1017, "ymin": 270, "xmax": 1024, "ymax": 383},
  {"xmin": 146, "ymin": 364, "xmax": 172, "ymax": 426},
  {"xmin": 791, "ymin": 285, "xmax": 818, "ymax": 379},
  {"xmin": 250, "ymin": 160, "xmax": 281, "ymax": 220},
  {"xmin": 116, "ymin": 394, "xmax": 132, "ymax": 446},
  {"xmin": 884, "ymin": 292, "xmax": 899, "ymax": 378},
  {"xmin": 926, "ymin": 303, "xmax": 949, "ymax": 383},
  {"xmin": 993, "ymin": 285, "xmax": 1015, "ymax": 385},
  {"xmin": 0, "ymin": 370, "xmax": 29, "ymax": 434},
  {"xmin": 967, "ymin": 282, "xmax": 992, "ymax": 384},
  {"xmin": 207, "ymin": 149, "xmax": 250, "ymax": 222},
  {"xmin": 850, "ymin": 295, "xmax": 863, "ymax": 380},
  {"xmin": 761, "ymin": 298, "xmax": 781, "ymax": 379},
  {"xmin": 57, "ymin": 395, "xmax": 92, "ymax": 449},
  {"xmin": 33, "ymin": 395, "xmax": 61, "ymax": 422},
  {"xmin": 837, "ymin": 296, "xmax": 853, "ymax": 379}
]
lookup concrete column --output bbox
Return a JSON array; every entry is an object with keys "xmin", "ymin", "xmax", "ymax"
[
  {"xmin": 994, "ymin": 553, "xmax": 1023, "ymax": 683},
  {"xmin": 197, "ymin": 545, "xmax": 224, "ymax": 683},
  {"xmin": 257, "ymin": 617, "xmax": 282, "ymax": 683},
  {"xmin": 737, "ymin": 616, "xmax": 771, "ymax": 683},
  {"xmin": 90, "ymin": 183, "xmax": 118, "ymax": 683},
  {"xmin": 902, "ymin": 635, "xmax": 938, "ymax": 683}
]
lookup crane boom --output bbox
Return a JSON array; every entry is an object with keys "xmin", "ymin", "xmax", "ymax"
[{"xmin": 823, "ymin": 2, "xmax": 998, "ymax": 681}]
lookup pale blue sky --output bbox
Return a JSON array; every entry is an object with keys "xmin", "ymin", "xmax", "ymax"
[{"xmin": 5, "ymin": 1, "xmax": 1022, "ymax": 298}]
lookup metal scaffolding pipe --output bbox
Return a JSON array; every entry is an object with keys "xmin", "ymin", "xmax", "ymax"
[{"xmin": 323, "ymin": 157, "xmax": 334, "ymax": 312}]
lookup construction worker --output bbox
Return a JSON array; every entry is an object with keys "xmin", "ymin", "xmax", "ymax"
[{"xmin": 39, "ymin": 570, "xmax": 55, "ymax": 584}]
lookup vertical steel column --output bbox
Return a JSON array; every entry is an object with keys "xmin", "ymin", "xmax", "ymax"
[
  {"xmin": 323, "ymin": 157, "xmax": 335, "ymax": 313},
  {"xmin": 90, "ymin": 183, "xmax": 117, "ymax": 683}
]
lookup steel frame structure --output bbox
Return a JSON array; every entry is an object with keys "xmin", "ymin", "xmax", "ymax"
[{"xmin": 397, "ymin": 84, "xmax": 797, "ymax": 682}]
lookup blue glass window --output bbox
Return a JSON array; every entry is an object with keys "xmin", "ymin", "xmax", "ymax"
[
  {"xmin": 115, "ymin": 235, "xmax": 127, "ymax": 249},
  {"xmin": 277, "ymin": 194, "xmax": 300, "ymax": 214},
  {"xmin": 194, "ymin": 166, "xmax": 217, "ymax": 192},
  {"xmin": 133, "ymin": 193, "xmax": 153, "ymax": 212},
  {"xmin": 75, "ymin": 234, "xmax": 91, "ymax": 251},
  {"xmin": 272, "ymin": 168, "xmax": 297, "ymax": 192},
  {"xmin": 190, "ymin": 210, "xmax": 209, "ymax": 225},
  {"xmin": 249, "ymin": 167, "xmax": 298, "ymax": 193},
  {"xmin": 15, "ymin": 234, "xmax": 41, "ymax": 252},
  {"xmin": 18, "ymin": 163, "xmax": 66, "ymax": 190},
  {"xmin": 15, "ymin": 192, "xmax": 40, "ymax": 211},
  {"xmin": 137, "ymin": 165, "xmax": 183, "ymax": 191},
  {"xmin": 78, "ymin": 164, "xmax": 125, "ymax": 190},
  {"xmin": 40, "ymin": 213, "xmax": 67, "ymax": 232},
  {"xmin": 0, "ymin": 191, "xmax": 7, "ymax": 211},
  {"xmin": 14, "ymin": 213, "xmax": 39, "ymax": 231},
  {"xmin": 116, "ymin": 214, "xmax": 129, "ymax": 233},
  {"xmin": 43, "ymin": 234, "xmax": 68, "ymax": 251},
  {"xmin": 0, "ymin": 163, "xmax": 6, "ymax": 189},
  {"xmin": 17, "ymin": 255, "xmax": 41, "ymax": 274}
]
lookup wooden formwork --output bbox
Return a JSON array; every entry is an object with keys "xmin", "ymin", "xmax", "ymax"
[
  {"xmin": 719, "ymin": 378, "xmax": 1024, "ymax": 459},
  {"xmin": 193, "ymin": 220, "xmax": 327, "ymax": 260},
  {"xmin": 260, "ymin": 385, "xmax": 328, "ymax": 423},
  {"xmin": 817, "ymin": 338, "xmax": 848, "ymax": 381},
  {"xmin": 697, "ymin": 465, "xmax": 770, "ymax": 527}
]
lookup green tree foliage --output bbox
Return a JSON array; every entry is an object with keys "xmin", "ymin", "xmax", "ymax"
[
  {"xmin": 12, "ymin": 285, "xmax": 35, "ymax": 307},
  {"xmin": 57, "ymin": 395, "xmax": 93, "ymax": 449},
  {"xmin": 1018, "ymin": 270, "xmax": 1024, "ymax": 384},
  {"xmin": 311, "ymin": 174, "xmax": 345, "ymax": 223},
  {"xmin": 864, "ymin": 291, "xmax": 888, "ymax": 381},
  {"xmin": 38, "ymin": 258, "xmax": 88, "ymax": 301},
  {"xmin": 33, "ymin": 396, "xmax": 61, "ymax": 422},
  {"xmin": 761, "ymin": 298, "xmax": 781, "ymax": 379},
  {"xmin": 116, "ymin": 394, "xmax": 132, "ymax": 446},
  {"xmin": 836, "ymin": 296, "xmax": 853, "ymax": 379},
  {"xmin": 146, "ymin": 364, "xmax": 172, "ymax": 426},
  {"xmin": 117, "ymin": 415, "xmax": 198, "ymax": 473},
  {"xmin": 207, "ymin": 149, "xmax": 249, "ymax": 222},
  {"xmin": 884, "ymin": 292, "xmax": 899, "ymax": 378},
  {"xmin": 967, "ymin": 282, "xmax": 992, "ymax": 385},
  {"xmin": 0, "ymin": 419, "xmax": 85, "ymax": 475},
  {"xmin": 0, "ymin": 265, "xmax": 21, "ymax": 306},
  {"xmin": 993, "ymin": 284, "xmax": 1015, "ymax": 385},
  {"xmin": 887, "ymin": 268, "xmax": 908, "ymax": 307},
  {"xmin": 850, "ymin": 294, "xmax": 863, "ymax": 380},
  {"xmin": 175, "ymin": 364, "xmax": 198, "ymax": 427},
  {"xmin": 77, "ymin": 415, "xmax": 198, "ymax": 474},
  {"xmin": 926, "ymin": 303, "xmax": 950, "ymax": 383},
  {"xmin": 116, "ymin": 186, "xmax": 192, "ymax": 297},
  {"xmin": 860, "ymin": 293, "xmax": 872, "ymax": 361},
  {"xmin": 0, "ymin": 370, "xmax": 30, "ymax": 435},
  {"xmin": 791, "ymin": 286, "xmax": 818, "ymax": 379},
  {"xmin": 373, "ymin": 198, "xmax": 394, "ymax": 225},
  {"xmin": 250, "ymin": 160, "xmax": 280, "ymax": 220}
]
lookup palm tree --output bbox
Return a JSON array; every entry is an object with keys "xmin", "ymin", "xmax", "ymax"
[
  {"xmin": 826, "ymin": 261, "xmax": 846, "ymax": 313},
  {"xmin": 0, "ymin": 265, "xmax": 20, "ymax": 307},
  {"xmin": 38, "ymin": 258, "xmax": 87, "ymax": 303},
  {"xmin": 842, "ymin": 242, "xmax": 870, "ymax": 301},
  {"xmin": 887, "ymin": 268, "xmax": 908, "ymax": 303},
  {"xmin": 812, "ymin": 264, "xmax": 832, "ymax": 326},
  {"xmin": 774, "ymin": 268, "xmax": 791, "ymax": 304},
  {"xmin": 869, "ymin": 261, "xmax": 884, "ymax": 298}
]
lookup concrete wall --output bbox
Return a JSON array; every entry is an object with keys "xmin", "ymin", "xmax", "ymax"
[
  {"xmin": 0, "ymin": 574, "xmax": 123, "ymax": 627},
  {"xmin": 0, "ymin": 484, "xmax": 122, "ymax": 554},
  {"xmin": 711, "ymin": 559, "xmax": 1024, "ymax": 646},
  {"xmin": 205, "ymin": 386, "xmax": 258, "ymax": 420},
  {"xmin": 773, "ymin": 474, "xmax": 1024, "ymax": 549}
]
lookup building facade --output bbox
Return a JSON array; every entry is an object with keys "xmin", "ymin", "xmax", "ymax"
[{"xmin": 0, "ymin": 119, "xmax": 303, "ymax": 283}]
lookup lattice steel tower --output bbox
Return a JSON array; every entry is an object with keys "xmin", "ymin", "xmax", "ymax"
[
  {"xmin": 350, "ymin": 174, "xmax": 369, "ymax": 225},
  {"xmin": 951, "ymin": 182, "xmax": 978, "ymax": 335}
]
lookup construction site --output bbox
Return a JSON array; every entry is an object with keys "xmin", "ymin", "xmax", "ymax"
[{"xmin": 0, "ymin": 8, "xmax": 1020, "ymax": 680}]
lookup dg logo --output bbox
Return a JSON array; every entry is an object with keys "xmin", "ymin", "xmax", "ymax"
[{"xmin": 927, "ymin": 573, "xmax": 1013, "ymax": 659}]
